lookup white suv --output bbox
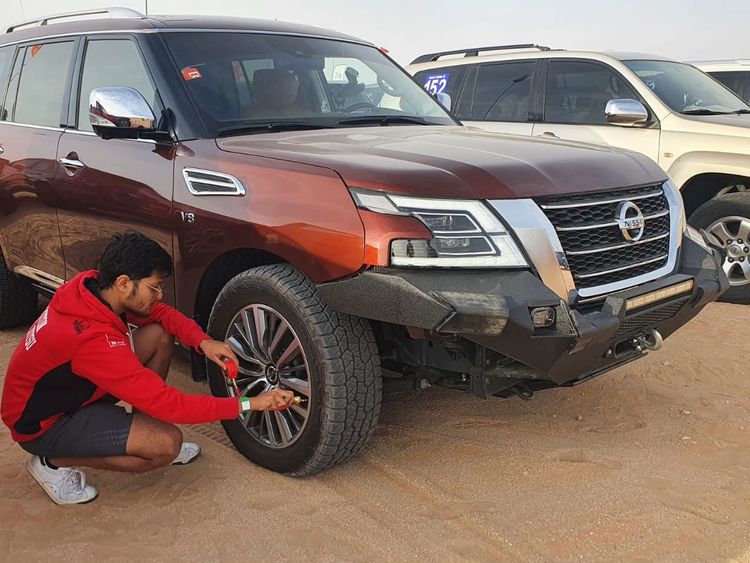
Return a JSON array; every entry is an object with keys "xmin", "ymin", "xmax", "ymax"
[
  {"xmin": 407, "ymin": 46, "xmax": 750, "ymax": 303},
  {"xmin": 694, "ymin": 60, "xmax": 750, "ymax": 104}
]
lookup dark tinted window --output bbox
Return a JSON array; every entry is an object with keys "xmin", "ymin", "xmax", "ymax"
[
  {"xmin": 78, "ymin": 39, "xmax": 157, "ymax": 131},
  {"xmin": 472, "ymin": 61, "xmax": 535, "ymax": 121},
  {"xmin": 545, "ymin": 60, "xmax": 635, "ymax": 124},
  {"xmin": 0, "ymin": 46, "xmax": 15, "ymax": 116},
  {"xmin": 12, "ymin": 41, "xmax": 74, "ymax": 127},
  {"xmin": 710, "ymin": 71, "xmax": 750, "ymax": 104}
]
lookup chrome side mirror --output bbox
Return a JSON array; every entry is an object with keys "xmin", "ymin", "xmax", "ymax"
[
  {"xmin": 605, "ymin": 98, "xmax": 649, "ymax": 126},
  {"xmin": 436, "ymin": 92, "xmax": 452, "ymax": 112},
  {"xmin": 89, "ymin": 87, "xmax": 156, "ymax": 138}
]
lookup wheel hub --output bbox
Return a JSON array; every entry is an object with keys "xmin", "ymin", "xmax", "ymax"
[
  {"xmin": 728, "ymin": 243, "xmax": 743, "ymax": 258},
  {"xmin": 266, "ymin": 365, "xmax": 280, "ymax": 384},
  {"xmin": 708, "ymin": 216, "xmax": 750, "ymax": 287}
]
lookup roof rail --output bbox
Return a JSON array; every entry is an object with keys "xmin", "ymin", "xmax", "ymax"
[
  {"xmin": 411, "ymin": 44, "xmax": 552, "ymax": 65},
  {"xmin": 6, "ymin": 7, "xmax": 145, "ymax": 34}
]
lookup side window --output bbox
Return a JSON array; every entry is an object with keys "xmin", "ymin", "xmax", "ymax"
[
  {"xmin": 78, "ymin": 39, "xmax": 157, "ymax": 131},
  {"xmin": 545, "ymin": 60, "xmax": 636, "ymax": 125},
  {"xmin": 472, "ymin": 61, "xmax": 535, "ymax": 122},
  {"xmin": 742, "ymin": 72, "xmax": 750, "ymax": 103},
  {"xmin": 0, "ymin": 46, "xmax": 15, "ymax": 117},
  {"xmin": 710, "ymin": 71, "xmax": 750, "ymax": 104},
  {"xmin": 413, "ymin": 66, "xmax": 467, "ymax": 101},
  {"xmin": 11, "ymin": 41, "xmax": 74, "ymax": 127},
  {"xmin": 414, "ymin": 65, "xmax": 471, "ymax": 119}
]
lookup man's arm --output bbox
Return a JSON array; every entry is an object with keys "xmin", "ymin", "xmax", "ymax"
[
  {"xmin": 72, "ymin": 332, "xmax": 240, "ymax": 424},
  {"xmin": 128, "ymin": 303, "xmax": 239, "ymax": 368},
  {"xmin": 127, "ymin": 302, "xmax": 208, "ymax": 352}
]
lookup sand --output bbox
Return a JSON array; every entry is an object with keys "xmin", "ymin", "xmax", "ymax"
[{"xmin": 0, "ymin": 302, "xmax": 748, "ymax": 561}]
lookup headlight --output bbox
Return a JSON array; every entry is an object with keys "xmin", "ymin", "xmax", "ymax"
[{"xmin": 349, "ymin": 188, "xmax": 528, "ymax": 268}]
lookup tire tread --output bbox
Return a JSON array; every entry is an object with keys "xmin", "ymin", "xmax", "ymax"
[{"xmin": 210, "ymin": 264, "xmax": 382, "ymax": 476}]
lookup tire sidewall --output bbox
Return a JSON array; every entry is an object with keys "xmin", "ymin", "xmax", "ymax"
[
  {"xmin": 207, "ymin": 269, "xmax": 328, "ymax": 474},
  {"xmin": 688, "ymin": 192, "xmax": 750, "ymax": 304}
]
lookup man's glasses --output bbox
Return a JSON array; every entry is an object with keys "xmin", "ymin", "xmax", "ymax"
[{"xmin": 142, "ymin": 282, "xmax": 164, "ymax": 296}]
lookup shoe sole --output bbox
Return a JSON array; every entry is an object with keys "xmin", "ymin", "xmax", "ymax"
[
  {"xmin": 25, "ymin": 461, "xmax": 99, "ymax": 506},
  {"xmin": 171, "ymin": 451, "xmax": 201, "ymax": 465}
]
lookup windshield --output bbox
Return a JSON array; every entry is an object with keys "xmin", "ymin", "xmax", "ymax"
[
  {"xmin": 624, "ymin": 60, "xmax": 750, "ymax": 115},
  {"xmin": 164, "ymin": 32, "xmax": 456, "ymax": 135}
]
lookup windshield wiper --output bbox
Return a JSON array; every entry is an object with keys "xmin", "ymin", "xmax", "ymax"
[
  {"xmin": 337, "ymin": 115, "xmax": 432, "ymax": 127},
  {"xmin": 732, "ymin": 109, "xmax": 750, "ymax": 114},
  {"xmin": 217, "ymin": 122, "xmax": 336, "ymax": 137},
  {"xmin": 681, "ymin": 109, "xmax": 732, "ymax": 115}
]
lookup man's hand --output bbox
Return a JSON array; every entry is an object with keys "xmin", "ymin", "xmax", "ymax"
[
  {"xmin": 239, "ymin": 388, "xmax": 296, "ymax": 412},
  {"xmin": 199, "ymin": 339, "xmax": 239, "ymax": 371}
]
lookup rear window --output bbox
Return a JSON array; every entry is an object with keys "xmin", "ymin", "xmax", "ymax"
[
  {"xmin": 9, "ymin": 41, "xmax": 74, "ymax": 127},
  {"xmin": 0, "ymin": 45, "xmax": 15, "ymax": 119},
  {"xmin": 473, "ymin": 61, "xmax": 535, "ymax": 122}
]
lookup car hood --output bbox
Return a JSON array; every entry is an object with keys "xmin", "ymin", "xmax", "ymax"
[
  {"xmin": 671, "ymin": 112, "xmax": 750, "ymax": 136},
  {"xmin": 216, "ymin": 126, "xmax": 665, "ymax": 199}
]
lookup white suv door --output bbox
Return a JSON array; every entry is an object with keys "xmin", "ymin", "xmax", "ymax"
[
  {"xmin": 460, "ymin": 60, "xmax": 537, "ymax": 136},
  {"xmin": 531, "ymin": 59, "xmax": 661, "ymax": 162}
]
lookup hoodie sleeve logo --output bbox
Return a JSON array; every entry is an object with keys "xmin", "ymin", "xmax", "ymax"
[
  {"xmin": 105, "ymin": 334, "xmax": 128, "ymax": 349},
  {"xmin": 24, "ymin": 308, "xmax": 49, "ymax": 351}
]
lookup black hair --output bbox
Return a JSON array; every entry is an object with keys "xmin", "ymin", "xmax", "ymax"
[{"xmin": 98, "ymin": 231, "xmax": 173, "ymax": 289}]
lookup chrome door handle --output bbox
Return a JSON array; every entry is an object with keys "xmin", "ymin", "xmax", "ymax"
[
  {"xmin": 58, "ymin": 157, "xmax": 85, "ymax": 169},
  {"xmin": 0, "ymin": 145, "xmax": 4, "ymax": 154},
  {"xmin": 58, "ymin": 157, "xmax": 86, "ymax": 176}
]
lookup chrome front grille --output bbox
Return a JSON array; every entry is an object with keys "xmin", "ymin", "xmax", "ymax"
[{"xmin": 537, "ymin": 184, "xmax": 671, "ymax": 291}]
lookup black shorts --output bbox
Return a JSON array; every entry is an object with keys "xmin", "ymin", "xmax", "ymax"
[{"xmin": 19, "ymin": 398, "xmax": 133, "ymax": 459}]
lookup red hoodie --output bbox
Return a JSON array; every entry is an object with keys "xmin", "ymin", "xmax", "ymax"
[{"xmin": 1, "ymin": 271, "xmax": 239, "ymax": 442}]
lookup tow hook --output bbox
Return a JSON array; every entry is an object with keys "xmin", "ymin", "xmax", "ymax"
[
  {"xmin": 636, "ymin": 329, "xmax": 663, "ymax": 352},
  {"xmin": 605, "ymin": 329, "xmax": 664, "ymax": 359}
]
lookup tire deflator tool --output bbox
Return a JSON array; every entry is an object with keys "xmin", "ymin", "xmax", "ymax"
[{"xmin": 223, "ymin": 359, "xmax": 306, "ymax": 407}]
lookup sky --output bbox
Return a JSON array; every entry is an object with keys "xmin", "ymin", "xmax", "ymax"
[{"xmin": 2, "ymin": 0, "xmax": 748, "ymax": 66}]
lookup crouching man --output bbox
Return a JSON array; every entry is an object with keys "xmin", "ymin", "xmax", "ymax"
[{"xmin": 1, "ymin": 231, "xmax": 294, "ymax": 504}]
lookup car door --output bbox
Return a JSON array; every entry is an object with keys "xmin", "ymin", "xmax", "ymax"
[
  {"xmin": 460, "ymin": 60, "xmax": 538, "ymax": 136},
  {"xmin": 0, "ymin": 39, "xmax": 76, "ymax": 287},
  {"xmin": 55, "ymin": 35, "xmax": 176, "ymax": 302},
  {"xmin": 531, "ymin": 59, "xmax": 661, "ymax": 163}
]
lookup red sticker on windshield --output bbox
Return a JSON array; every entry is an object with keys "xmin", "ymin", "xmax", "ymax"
[{"xmin": 181, "ymin": 67, "xmax": 202, "ymax": 81}]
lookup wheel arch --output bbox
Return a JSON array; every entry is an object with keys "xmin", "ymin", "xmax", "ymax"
[
  {"xmin": 679, "ymin": 172, "xmax": 749, "ymax": 217},
  {"xmin": 193, "ymin": 248, "xmax": 288, "ymax": 331}
]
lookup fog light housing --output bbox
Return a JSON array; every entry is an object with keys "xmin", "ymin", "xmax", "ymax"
[{"xmin": 530, "ymin": 307, "xmax": 556, "ymax": 328}]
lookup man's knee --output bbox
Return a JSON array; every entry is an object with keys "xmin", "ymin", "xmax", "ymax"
[
  {"xmin": 152, "ymin": 324, "xmax": 174, "ymax": 356},
  {"xmin": 127, "ymin": 415, "xmax": 182, "ymax": 468},
  {"xmin": 133, "ymin": 323, "xmax": 174, "ymax": 367},
  {"xmin": 155, "ymin": 425, "xmax": 182, "ymax": 466}
]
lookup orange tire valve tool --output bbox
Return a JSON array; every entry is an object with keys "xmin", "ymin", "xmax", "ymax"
[{"xmin": 224, "ymin": 360, "xmax": 241, "ymax": 397}]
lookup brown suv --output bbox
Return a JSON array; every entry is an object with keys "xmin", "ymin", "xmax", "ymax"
[{"xmin": 0, "ymin": 9, "xmax": 728, "ymax": 475}]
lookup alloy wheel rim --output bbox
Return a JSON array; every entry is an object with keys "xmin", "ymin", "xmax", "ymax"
[
  {"xmin": 224, "ymin": 304, "xmax": 311, "ymax": 449},
  {"xmin": 707, "ymin": 216, "xmax": 750, "ymax": 287}
]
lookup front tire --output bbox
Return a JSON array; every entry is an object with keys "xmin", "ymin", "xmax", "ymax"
[
  {"xmin": 207, "ymin": 264, "xmax": 382, "ymax": 476},
  {"xmin": 689, "ymin": 193, "xmax": 750, "ymax": 304},
  {"xmin": 0, "ymin": 250, "xmax": 38, "ymax": 329}
]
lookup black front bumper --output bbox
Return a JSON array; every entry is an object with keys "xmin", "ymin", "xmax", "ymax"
[{"xmin": 317, "ymin": 237, "xmax": 728, "ymax": 386}]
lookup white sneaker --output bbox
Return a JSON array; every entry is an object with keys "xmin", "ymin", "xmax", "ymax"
[
  {"xmin": 171, "ymin": 442, "xmax": 201, "ymax": 465},
  {"xmin": 25, "ymin": 456, "xmax": 98, "ymax": 505}
]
